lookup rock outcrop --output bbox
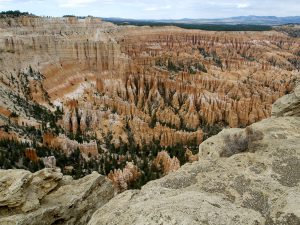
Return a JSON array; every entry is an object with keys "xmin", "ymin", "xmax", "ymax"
[
  {"xmin": 88, "ymin": 87, "xmax": 300, "ymax": 225},
  {"xmin": 272, "ymin": 84, "xmax": 300, "ymax": 117},
  {"xmin": 0, "ymin": 168, "xmax": 114, "ymax": 225}
]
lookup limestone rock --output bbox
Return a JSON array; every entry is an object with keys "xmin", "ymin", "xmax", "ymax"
[
  {"xmin": 0, "ymin": 169, "xmax": 114, "ymax": 225},
  {"xmin": 0, "ymin": 169, "xmax": 62, "ymax": 211},
  {"xmin": 272, "ymin": 85, "xmax": 300, "ymax": 117}
]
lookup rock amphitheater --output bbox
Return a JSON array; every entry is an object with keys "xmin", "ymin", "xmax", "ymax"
[{"xmin": 0, "ymin": 16, "xmax": 299, "ymax": 225}]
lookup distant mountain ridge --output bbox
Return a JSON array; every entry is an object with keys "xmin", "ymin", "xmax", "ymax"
[{"xmin": 103, "ymin": 15, "xmax": 300, "ymax": 26}]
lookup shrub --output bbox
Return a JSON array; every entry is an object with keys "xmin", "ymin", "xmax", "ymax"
[
  {"xmin": 288, "ymin": 58, "xmax": 300, "ymax": 71},
  {"xmin": 221, "ymin": 127, "xmax": 264, "ymax": 157},
  {"xmin": 212, "ymin": 51, "xmax": 223, "ymax": 68},
  {"xmin": 10, "ymin": 111, "xmax": 18, "ymax": 118}
]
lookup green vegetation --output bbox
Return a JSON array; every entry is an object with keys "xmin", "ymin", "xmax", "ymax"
[
  {"xmin": 10, "ymin": 92, "xmax": 63, "ymax": 140},
  {"xmin": 274, "ymin": 26, "xmax": 300, "ymax": 38},
  {"xmin": 3, "ymin": 69, "xmax": 224, "ymax": 189},
  {"xmin": 212, "ymin": 51, "xmax": 223, "ymax": 68},
  {"xmin": 11, "ymin": 94, "xmax": 62, "ymax": 125},
  {"xmin": 268, "ymin": 57, "xmax": 277, "ymax": 67},
  {"xmin": 167, "ymin": 61, "xmax": 183, "ymax": 72},
  {"xmin": 0, "ymin": 10, "xmax": 35, "ymax": 18},
  {"xmin": 0, "ymin": 139, "xmax": 44, "ymax": 172},
  {"xmin": 288, "ymin": 58, "xmax": 300, "ymax": 71},
  {"xmin": 104, "ymin": 19, "xmax": 273, "ymax": 31},
  {"xmin": 199, "ymin": 48, "xmax": 211, "ymax": 58},
  {"xmin": 63, "ymin": 15, "xmax": 76, "ymax": 17},
  {"xmin": 241, "ymin": 53, "xmax": 256, "ymax": 62},
  {"xmin": 103, "ymin": 138, "xmax": 199, "ymax": 188},
  {"xmin": 17, "ymin": 67, "xmax": 48, "ymax": 102},
  {"xmin": 0, "ymin": 138, "xmax": 95, "ymax": 179},
  {"xmin": 190, "ymin": 62, "xmax": 207, "ymax": 73},
  {"xmin": 199, "ymin": 48, "xmax": 223, "ymax": 68},
  {"xmin": 156, "ymin": 59, "xmax": 207, "ymax": 74},
  {"xmin": 9, "ymin": 111, "xmax": 19, "ymax": 118},
  {"xmin": 0, "ymin": 135, "xmax": 197, "ymax": 186},
  {"xmin": 0, "ymin": 99, "xmax": 223, "ymax": 189},
  {"xmin": 67, "ymin": 130, "xmax": 97, "ymax": 144},
  {"xmin": 201, "ymin": 121, "xmax": 225, "ymax": 141}
]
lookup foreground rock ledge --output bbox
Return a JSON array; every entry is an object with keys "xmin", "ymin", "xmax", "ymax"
[
  {"xmin": 88, "ymin": 87, "xmax": 300, "ymax": 225},
  {"xmin": 0, "ymin": 169, "xmax": 114, "ymax": 225}
]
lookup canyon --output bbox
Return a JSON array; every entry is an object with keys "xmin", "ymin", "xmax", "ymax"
[
  {"xmin": 0, "ymin": 15, "xmax": 299, "ymax": 192},
  {"xmin": 1, "ymin": 81, "xmax": 299, "ymax": 225}
]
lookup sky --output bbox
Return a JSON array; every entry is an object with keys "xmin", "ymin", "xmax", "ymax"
[{"xmin": 0, "ymin": 0, "xmax": 299, "ymax": 19}]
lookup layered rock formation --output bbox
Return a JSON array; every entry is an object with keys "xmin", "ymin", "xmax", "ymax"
[
  {"xmin": 0, "ymin": 16, "xmax": 299, "ymax": 210},
  {"xmin": 108, "ymin": 162, "xmax": 141, "ymax": 193},
  {"xmin": 152, "ymin": 151, "xmax": 180, "ymax": 175},
  {"xmin": 43, "ymin": 133, "xmax": 98, "ymax": 156},
  {"xmin": 88, "ymin": 86, "xmax": 300, "ymax": 225},
  {"xmin": 0, "ymin": 17, "xmax": 299, "ymax": 151},
  {"xmin": 0, "ymin": 168, "xmax": 114, "ymax": 225}
]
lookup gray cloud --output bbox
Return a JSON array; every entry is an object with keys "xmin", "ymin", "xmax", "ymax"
[{"xmin": 0, "ymin": 0, "xmax": 299, "ymax": 18}]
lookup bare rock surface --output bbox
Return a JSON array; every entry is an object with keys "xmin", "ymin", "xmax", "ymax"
[
  {"xmin": 0, "ymin": 169, "xmax": 114, "ymax": 225},
  {"xmin": 272, "ymin": 85, "xmax": 300, "ymax": 117},
  {"xmin": 88, "ymin": 88, "xmax": 300, "ymax": 225}
]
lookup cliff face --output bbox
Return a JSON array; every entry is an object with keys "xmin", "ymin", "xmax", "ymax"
[{"xmin": 88, "ymin": 86, "xmax": 300, "ymax": 225}]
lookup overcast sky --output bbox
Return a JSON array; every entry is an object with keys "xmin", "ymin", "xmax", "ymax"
[{"xmin": 0, "ymin": 0, "xmax": 299, "ymax": 19}]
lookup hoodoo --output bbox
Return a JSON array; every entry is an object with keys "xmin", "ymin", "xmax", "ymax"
[{"xmin": 0, "ymin": 11, "xmax": 299, "ymax": 225}]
